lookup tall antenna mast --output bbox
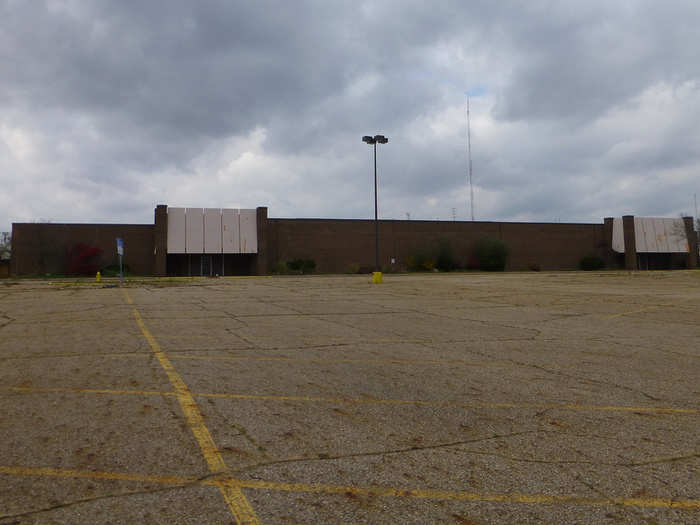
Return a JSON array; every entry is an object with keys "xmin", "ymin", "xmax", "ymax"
[{"xmin": 466, "ymin": 96, "xmax": 474, "ymax": 221}]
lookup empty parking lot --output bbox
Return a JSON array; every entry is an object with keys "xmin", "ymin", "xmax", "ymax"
[{"xmin": 0, "ymin": 271, "xmax": 698, "ymax": 524}]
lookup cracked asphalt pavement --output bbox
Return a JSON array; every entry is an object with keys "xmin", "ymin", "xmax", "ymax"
[{"xmin": 0, "ymin": 272, "xmax": 699, "ymax": 524}]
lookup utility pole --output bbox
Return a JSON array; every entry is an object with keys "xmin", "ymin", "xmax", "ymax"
[{"xmin": 466, "ymin": 96, "xmax": 474, "ymax": 221}]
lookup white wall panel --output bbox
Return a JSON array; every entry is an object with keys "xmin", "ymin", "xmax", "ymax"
[
  {"xmin": 635, "ymin": 218, "xmax": 653, "ymax": 252},
  {"xmin": 664, "ymin": 218, "xmax": 689, "ymax": 252},
  {"xmin": 167, "ymin": 207, "xmax": 187, "ymax": 254},
  {"xmin": 612, "ymin": 218, "xmax": 624, "ymax": 253},
  {"xmin": 222, "ymin": 209, "xmax": 240, "ymax": 254},
  {"xmin": 204, "ymin": 208, "xmax": 222, "ymax": 254},
  {"xmin": 186, "ymin": 208, "xmax": 204, "ymax": 254},
  {"xmin": 653, "ymin": 219, "xmax": 670, "ymax": 253},
  {"xmin": 647, "ymin": 218, "xmax": 662, "ymax": 252},
  {"xmin": 239, "ymin": 209, "xmax": 258, "ymax": 253},
  {"xmin": 614, "ymin": 217, "xmax": 689, "ymax": 253},
  {"xmin": 631, "ymin": 217, "xmax": 688, "ymax": 253},
  {"xmin": 169, "ymin": 207, "xmax": 257, "ymax": 254}
]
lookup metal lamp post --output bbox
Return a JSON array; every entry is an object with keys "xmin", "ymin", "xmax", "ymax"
[{"xmin": 362, "ymin": 134, "xmax": 388, "ymax": 274}]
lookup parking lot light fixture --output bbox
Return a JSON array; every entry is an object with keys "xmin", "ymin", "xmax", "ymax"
[{"xmin": 362, "ymin": 134, "xmax": 389, "ymax": 274}]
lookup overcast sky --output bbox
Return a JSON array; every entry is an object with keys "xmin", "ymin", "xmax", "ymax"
[{"xmin": 2, "ymin": 1, "xmax": 700, "ymax": 232}]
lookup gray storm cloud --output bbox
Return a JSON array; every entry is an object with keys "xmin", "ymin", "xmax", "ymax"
[{"xmin": 1, "ymin": 0, "xmax": 700, "ymax": 232}]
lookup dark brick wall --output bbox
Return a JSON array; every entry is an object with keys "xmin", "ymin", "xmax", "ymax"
[
  {"xmin": 11, "ymin": 223, "xmax": 155, "ymax": 276},
  {"xmin": 255, "ymin": 207, "xmax": 269, "ymax": 275},
  {"xmin": 154, "ymin": 205, "xmax": 168, "ymax": 276},
  {"xmin": 683, "ymin": 216, "xmax": 698, "ymax": 269},
  {"xmin": 10, "ymin": 214, "xmax": 626, "ymax": 276},
  {"xmin": 266, "ymin": 218, "xmax": 612, "ymax": 273}
]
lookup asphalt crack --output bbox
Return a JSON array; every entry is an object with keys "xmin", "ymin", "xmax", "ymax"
[
  {"xmin": 0, "ymin": 473, "xmax": 218, "ymax": 523},
  {"xmin": 232, "ymin": 429, "xmax": 547, "ymax": 475}
]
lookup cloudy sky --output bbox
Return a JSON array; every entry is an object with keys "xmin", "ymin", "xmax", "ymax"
[{"xmin": 2, "ymin": 0, "xmax": 700, "ymax": 232}]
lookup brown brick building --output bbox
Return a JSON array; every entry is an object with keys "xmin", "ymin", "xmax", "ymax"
[{"xmin": 9, "ymin": 206, "xmax": 698, "ymax": 276}]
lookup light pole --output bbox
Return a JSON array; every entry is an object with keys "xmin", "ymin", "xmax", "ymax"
[{"xmin": 362, "ymin": 134, "xmax": 388, "ymax": 273}]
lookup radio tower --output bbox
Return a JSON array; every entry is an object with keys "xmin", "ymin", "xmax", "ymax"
[{"xmin": 466, "ymin": 96, "xmax": 474, "ymax": 221}]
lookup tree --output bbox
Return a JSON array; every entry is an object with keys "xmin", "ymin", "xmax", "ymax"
[
  {"xmin": 677, "ymin": 213, "xmax": 699, "ymax": 233},
  {"xmin": 473, "ymin": 237, "xmax": 509, "ymax": 271},
  {"xmin": 0, "ymin": 232, "xmax": 10, "ymax": 261}
]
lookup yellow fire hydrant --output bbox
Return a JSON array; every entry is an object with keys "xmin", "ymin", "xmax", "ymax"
[{"xmin": 96, "ymin": 271, "xmax": 101, "ymax": 283}]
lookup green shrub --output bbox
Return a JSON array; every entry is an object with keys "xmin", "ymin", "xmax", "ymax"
[
  {"xmin": 302, "ymin": 259, "xmax": 316, "ymax": 273},
  {"xmin": 473, "ymin": 238, "xmax": 509, "ymax": 271},
  {"xmin": 346, "ymin": 263, "xmax": 361, "ymax": 274},
  {"xmin": 407, "ymin": 251, "xmax": 436, "ymax": 272},
  {"xmin": 100, "ymin": 264, "xmax": 130, "ymax": 277},
  {"xmin": 435, "ymin": 239, "xmax": 457, "ymax": 271},
  {"xmin": 271, "ymin": 261, "xmax": 289, "ymax": 274},
  {"xmin": 287, "ymin": 259, "xmax": 316, "ymax": 274},
  {"xmin": 579, "ymin": 256, "xmax": 605, "ymax": 271},
  {"xmin": 407, "ymin": 239, "xmax": 457, "ymax": 272}
]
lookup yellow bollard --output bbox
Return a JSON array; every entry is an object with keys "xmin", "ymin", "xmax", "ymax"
[
  {"xmin": 372, "ymin": 271, "xmax": 383, "ymax": 284},
  {"xmin": 96, "ymin": 271, "xmax": 101, "ymax": 283}
]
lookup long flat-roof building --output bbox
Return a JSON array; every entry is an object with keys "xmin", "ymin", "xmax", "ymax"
[{"xmin": 9, "ymin": 206, "xmax": 698, "ymax": 276}]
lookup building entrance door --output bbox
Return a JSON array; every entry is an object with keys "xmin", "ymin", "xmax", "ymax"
[{"xmin": 201, "ymin": 255, "xmax": 212, "ymax": 276}]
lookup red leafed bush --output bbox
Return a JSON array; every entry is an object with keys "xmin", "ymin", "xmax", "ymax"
[{"xmin": 68, "ymin": 243, "xmax": 103, "ymax": 275}]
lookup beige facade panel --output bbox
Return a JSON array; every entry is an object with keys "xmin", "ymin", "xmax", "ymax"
[
  {"xmin": 167, "ymin": 207, "xmax": 187, "ymax": 254},
  {"xmin": 613, "ymin": 217, "xmax": 688, "ymax": 253},
  {"xmin": 186, "ymin": 208, "xmax": 204, "ymax": 254},
  {"xmin": 651, "ymin": 219, "xmax": 670, "ymax": 252},
  {"xmin": 635, "ymin": 217, "xmax": 687, "ymax": 253},
  {"xmin": 204, "ymin": 208, "xmax": 222, "ymax": 254},
  {"xmin": 612, "ymin": 219, "xmax": 625, "ymax": 253},
  {"xmin": 666, "ymin": 218, "xmax": 689, "ymax": 252},
  {"xmin": 167, "ymin": 207, "xmax": 256, "ymax": 254},
  {"xmin": 239, "ymin": 209, "xmax": 258, "ymax": 253},
  {"xmin": 222, "ymin": 209, "xmax": 240, "ymax": 254},
  {"xmin": 637, "ymin": 218, "xmax": 656, "ymax": 253}
]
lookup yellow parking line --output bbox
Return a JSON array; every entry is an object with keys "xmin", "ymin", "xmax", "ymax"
[
  {"xmin": 233, "ymin": 479, "xmax": 700, "ymax": 510},
  {"xmin": 0, "ymin": 352, "xmax": 514, "ymax": 368},
  {"xmin": 0, "ymin": 351, "xmax": 149, "ymax": 360},
  {"xmin": 0, "ymin": 465, "xmax": 195, "ymax": 485},
  {"xmin": 198, "ymin": 393, "xmax": 699, "ymax": 415},
  {"xmin": 3, "ymin": 385, "xmax": 697, "ymax": 415},
  {"xmin": 0, "ymin": 332, "xmax": 232, "ymax": 341},
  {"xmin": 2, "ymin": 465, "xmax": 698, "ymax": 510},
  {"xmin": 123, "ymin": 289, "xmax": 260, "ymax": 525},
  {"xmin": 170, "ymin": 354, "xmax": 513, "ymax": 367},
  {"xmin": 2, "ymin": 386, "xmax": 172, "ymax": 397},
  {"xmin": 604, "ymin": 305, "xmax": 668, "ymax": 319}
]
